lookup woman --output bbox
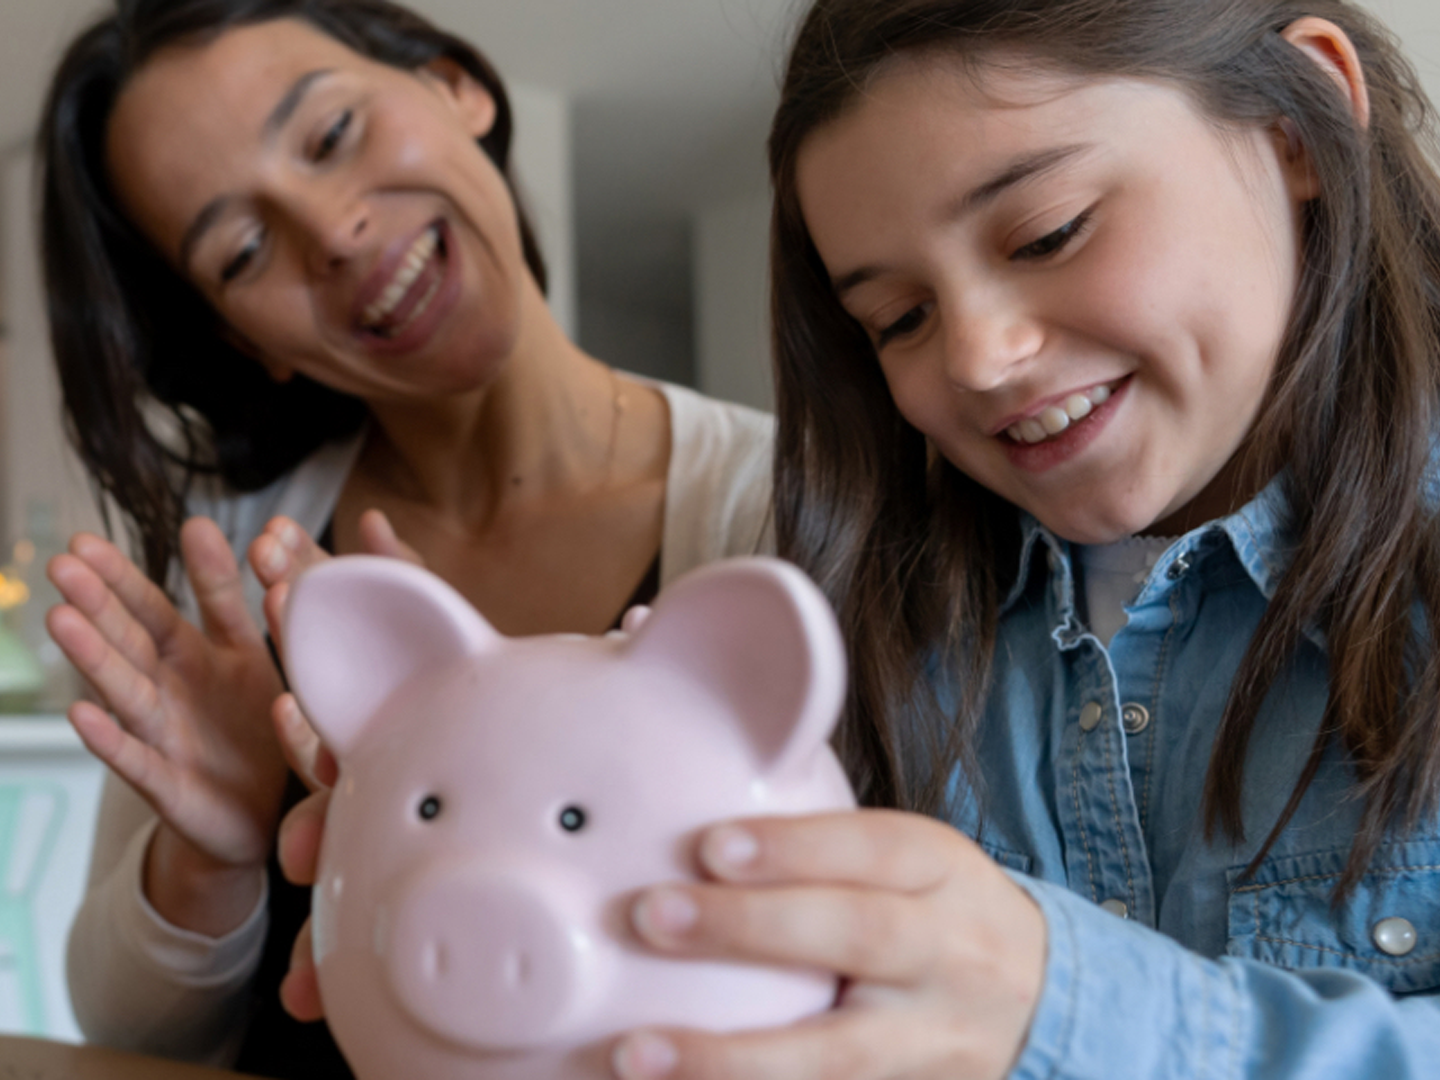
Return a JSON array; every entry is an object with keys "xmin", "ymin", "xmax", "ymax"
[{"xmin": 39, "ymin": 1, "xmax": 772, "ymax": 1075}]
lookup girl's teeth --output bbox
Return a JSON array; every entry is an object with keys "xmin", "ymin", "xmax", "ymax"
[
  {"xmin": 1064, "ymin": 394, "xmax": 1093, "ymax": 421},
  {"xmin": 1006, "ymin": 382, "xmax": 1116, "ymax": 446}
]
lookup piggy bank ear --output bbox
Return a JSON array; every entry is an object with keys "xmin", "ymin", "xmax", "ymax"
[
  {"xmin": 628, "ymin": 557, "xmax": 846, "ymax": 777},
  {"xmin": 283, "ymin": 556, "xmax": 502, "ymax": 757}
]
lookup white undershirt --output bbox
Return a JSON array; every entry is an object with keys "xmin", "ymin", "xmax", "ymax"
[{"xmin": 1075, "ymin": 535, "xmax": 1177, "ymax": 647}]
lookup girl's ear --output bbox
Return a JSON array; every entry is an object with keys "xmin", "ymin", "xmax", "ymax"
[
  {"xmin": 419, "ymin": 57, "xmax": 498, "ymax": 141},
  {"xmin": 1281, "ymin": 17, "xmax": 1371, "ymax": 131}
]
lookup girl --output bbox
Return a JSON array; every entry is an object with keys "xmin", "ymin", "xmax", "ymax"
[
  {"xmin": 38, "ymin": 0, "xmax": 771, "ymax": 1076},
  {"xmin": 600, "ymin": 0, "xmax": 1440, "ymax": 1076}
]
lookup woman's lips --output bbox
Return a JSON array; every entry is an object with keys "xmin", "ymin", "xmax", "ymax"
[{"xmin": 352, "ymin": 220, "xmax": 462, "ymax": 356}]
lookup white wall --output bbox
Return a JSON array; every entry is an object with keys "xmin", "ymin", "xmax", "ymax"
[
  {"xmin": 693, "ymin": 192, "xmax": 773, "ymax": 411},
  {"xmin": 509, "ymin": 84, "xmax": 576, "ymax": 339}
]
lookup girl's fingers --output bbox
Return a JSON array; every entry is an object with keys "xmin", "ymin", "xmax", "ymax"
[
  {"xmin": 612, "ymin": 1007, "xmax": 957, "ymax": 1080},
  {"xmin": 357, "ymin": 508, "xmax": 424, "ymax": 565},
  {"xmin": 180, "ymin": 518, "xmax": 262, "ymax": 647},
  {"xmin": 631, "ymin": 881, "xmax": 930, "ymax": 984},
  {"xmin": 696, "ymin": 810, "xmax": 971, "ymax": 892},
  {"xmin": 279, "ymin": 917, "xmax": 325, "ymax": 1022}
]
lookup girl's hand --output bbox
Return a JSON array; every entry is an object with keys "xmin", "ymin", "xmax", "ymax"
[
  {"xmin": 46, "ymin": 518, "xmax": 289, "ymax": 931},
  {"xmin": 614, "ymin": 810, "xmax": 1047, "ymax": 1080}
]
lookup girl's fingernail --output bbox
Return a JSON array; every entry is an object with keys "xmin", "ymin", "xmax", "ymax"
[
  {"xmin": 704, "ymin": 825, "xmax": 758, "ymax": 871},
  {"xmin": 613, "ymin": 1032, "xmax": 678, "ymax": 1079},
  {"xmin": 278, "ymin": 522, "xmax": 302, "ymax": 551},
  {"xmin": 632, "ymin": 887, "xmax": 698, "ymax": 940}
]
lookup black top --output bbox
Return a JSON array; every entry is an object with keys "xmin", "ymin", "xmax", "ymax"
[{"xmin": 234, "ymin": 541, "xmax": 663, "ymax": 1077}]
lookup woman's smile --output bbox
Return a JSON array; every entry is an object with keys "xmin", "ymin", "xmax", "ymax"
[{"xmin": 105, "ymin": 18, "xmax": 527, "ymax": 401}]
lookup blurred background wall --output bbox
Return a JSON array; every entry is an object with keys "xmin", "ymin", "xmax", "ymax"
[{"xmin": 0, "ymin": 0, "xmax": 1434, "ymax": 563}]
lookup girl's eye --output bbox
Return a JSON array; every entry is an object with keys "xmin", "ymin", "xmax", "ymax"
[
  {"xmin": 1011, "ymin": 208, "xmax": 1095, "ymax": 262},
  {"xmin": 314, "ymin": 110, "xmax": 353, "ymax": 161},
  {"xmin": 220, "ymin": 232, "xmax": 263, "ymax": 283},
  {"xmin": 876, "ymin": 302, "xmax": 932, "ymax": 348}
]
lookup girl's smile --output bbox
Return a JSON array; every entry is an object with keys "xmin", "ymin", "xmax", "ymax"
[{"xmin": 796, "ymin": 56, "xmax": 1315, "ymax": 543}]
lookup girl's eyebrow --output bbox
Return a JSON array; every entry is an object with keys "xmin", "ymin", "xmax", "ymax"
[
  {"xmin": 178, "ymin": 67, "xmax": 336, "ymax": 271},
  {"xmin": 831, "ymin": 142, "xmax": 1093, "ymax": 296}
]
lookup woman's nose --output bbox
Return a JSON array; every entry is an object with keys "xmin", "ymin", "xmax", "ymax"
[
  {"xmin": 292, "ymin": 188, "xmax": 370, "ymax": 273},
  {"xmin": 938, "ymin": 296, "xmax": 1043, "ymax": 393}
]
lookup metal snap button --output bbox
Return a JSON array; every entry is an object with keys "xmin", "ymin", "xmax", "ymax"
[
  {"xmin": 1100, "ymin": 898, "xmax": 1129, "ymax": 919},
  {"xmin": 1121, "ymin": 703, "xmax": 1151, "ymax": 735},
  {"xmin": 1166, "ymin": 553, "xmax": 1192, "ymax": 581},
  {"xmin": 1079, "ymin": 701, "xmax": 1103, "ymax": 732},
  {"xmin": 1373, "ymin": 917, "xmax": 1418, "ymax": 957}
]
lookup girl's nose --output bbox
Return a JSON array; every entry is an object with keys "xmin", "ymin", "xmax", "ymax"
[{"xmin": 939, "ymin": 297, "xmax": 1043, "ymax": 393}]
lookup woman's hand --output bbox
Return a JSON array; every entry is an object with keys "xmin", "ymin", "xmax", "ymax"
[
  {"xmin": 613, "ymin": 811, "xmax": 1047, "ymax": 1080},
  {"xmin": 248, "ymin": 509, "xmax": 421, "ymax": 649},
  {"xmin": 271, "ymin": 692, "xmax": 334, "ymax": 1023},
  {"xmin": 46, "ymin": 518, "xmax": 289, "ymax": 933},
  {"xmin": 247, "ymin": 508, "xmax": 420, "ymax": 1022}
]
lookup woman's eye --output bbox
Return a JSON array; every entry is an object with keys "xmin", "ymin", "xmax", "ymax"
[
  {"xmin": 876, "ymin": 303, "xmax": 932, "ymax": 347},
  {"xmin": 1011, "ymin": 209, "xmax": 1094, "ymax": 262},
  {"xmin": 220, "ymin": 232, "xmax": 263, "ymax": 283},
  {"xmin": 314, "ymin": 110, "xmax": 353, "ymax": 161}
]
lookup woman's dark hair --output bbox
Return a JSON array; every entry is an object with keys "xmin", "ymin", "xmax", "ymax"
[
  {"xmin": 41, "ymin": 0, "xmax": 549, "ymax": 586},
  {"xmin": 769, "ymin": 0, "xmax": 1440, "ymax": 898}
]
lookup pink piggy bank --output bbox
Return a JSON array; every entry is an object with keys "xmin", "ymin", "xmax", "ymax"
[{"xmin": 282, "ymin": 555, "xmax": 856, "ymax": 1080}]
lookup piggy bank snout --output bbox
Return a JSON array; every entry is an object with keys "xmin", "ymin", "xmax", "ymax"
[{"xmin": 385, "ymin": 865, "xmax": 591, "ymax": 1050}]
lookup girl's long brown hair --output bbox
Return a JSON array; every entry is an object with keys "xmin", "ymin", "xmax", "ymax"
[{"xmin": 769, "ymin": 0, "xmax": 1440, "ymax": 897}]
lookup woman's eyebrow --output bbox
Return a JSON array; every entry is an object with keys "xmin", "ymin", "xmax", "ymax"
[
  {"xmin": 178, "ymin": 67, "xmax": 335, "ymax": 271},
  {"xmin": 831, "ymin": 142, "xmax": 1093, "ymax": 296}
]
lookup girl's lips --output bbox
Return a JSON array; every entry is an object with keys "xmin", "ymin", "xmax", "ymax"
[{"xmin": 1000, "ymin": 375, "xmax": 1130, "ymax": 473}]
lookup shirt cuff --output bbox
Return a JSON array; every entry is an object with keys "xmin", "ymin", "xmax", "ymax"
[
  {"xmin": 1005, "ymin": 871, "xmax": 1244, "ymax": 1080},
  {"xmin": 119, "ymin": 818, "xmax": 270, "ymax": 986}
]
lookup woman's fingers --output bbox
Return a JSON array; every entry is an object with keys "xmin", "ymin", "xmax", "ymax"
[
  {"xmin": 357, "ymin": 508, "xmax": 424, "ymax": 565},
  {"xmin": 47, "ymin": 551, "xmax": 159, "ymax": 676},
  {"xmin": 67, "ymin": 698, "xmax": 178, "ymax": 809},
  {"xmin": 180, "ymin": 517, "xmax": 262, "ymax": 647},
  {"xmin": 46, "ymin": 605, "xmax": 165, "ymax": 742},
  {"xmin": 248, "ymin": 517, "xmax": 331, "ymax": 592},
  {"xmin": 276, "ymin": 785, "xmax": 329, "ymax": 888},
  {"xmin": 279, "ymin": 917, "xmax": 325, "ymax": 1022},
  {"xmin": 65, "ymin": 532, "xmax": 185, "ymax": 653}
]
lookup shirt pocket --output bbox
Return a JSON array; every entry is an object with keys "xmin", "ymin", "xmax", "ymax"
[
  {"xmin": 976, "ymin": 837, "xmax": 1033, "ymax": 875},
  {"xmin": 1225, "ymin": 839, "xmax": 1440, "ymax": 994}
]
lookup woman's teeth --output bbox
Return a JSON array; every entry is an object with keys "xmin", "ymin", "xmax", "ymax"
[
  {"xmin": 362, "ymin": 227, "xmax": 440, "ymax": 329},
  {"xmin": 1006, "ymin": 383, "xmax": 1114, "ymax": 445}
]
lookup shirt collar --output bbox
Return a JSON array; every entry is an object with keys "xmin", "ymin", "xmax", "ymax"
[{"xmin": 1001, "ymin": 472, "xmax": 1295, "ymax": 616}]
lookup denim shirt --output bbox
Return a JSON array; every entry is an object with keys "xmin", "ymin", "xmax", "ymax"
[{"xmin": 946, "ymin": 478, "xmax": 1440, "ymax": 1078}]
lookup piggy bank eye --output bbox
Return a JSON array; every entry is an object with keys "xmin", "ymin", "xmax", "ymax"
[
  {"xmin": 418, "ymin": 795, "xmax": 442, "ymax": 822},
  {"xmin": 558, "ymin": 805, "xmax": 587, "ymax": 833}
]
